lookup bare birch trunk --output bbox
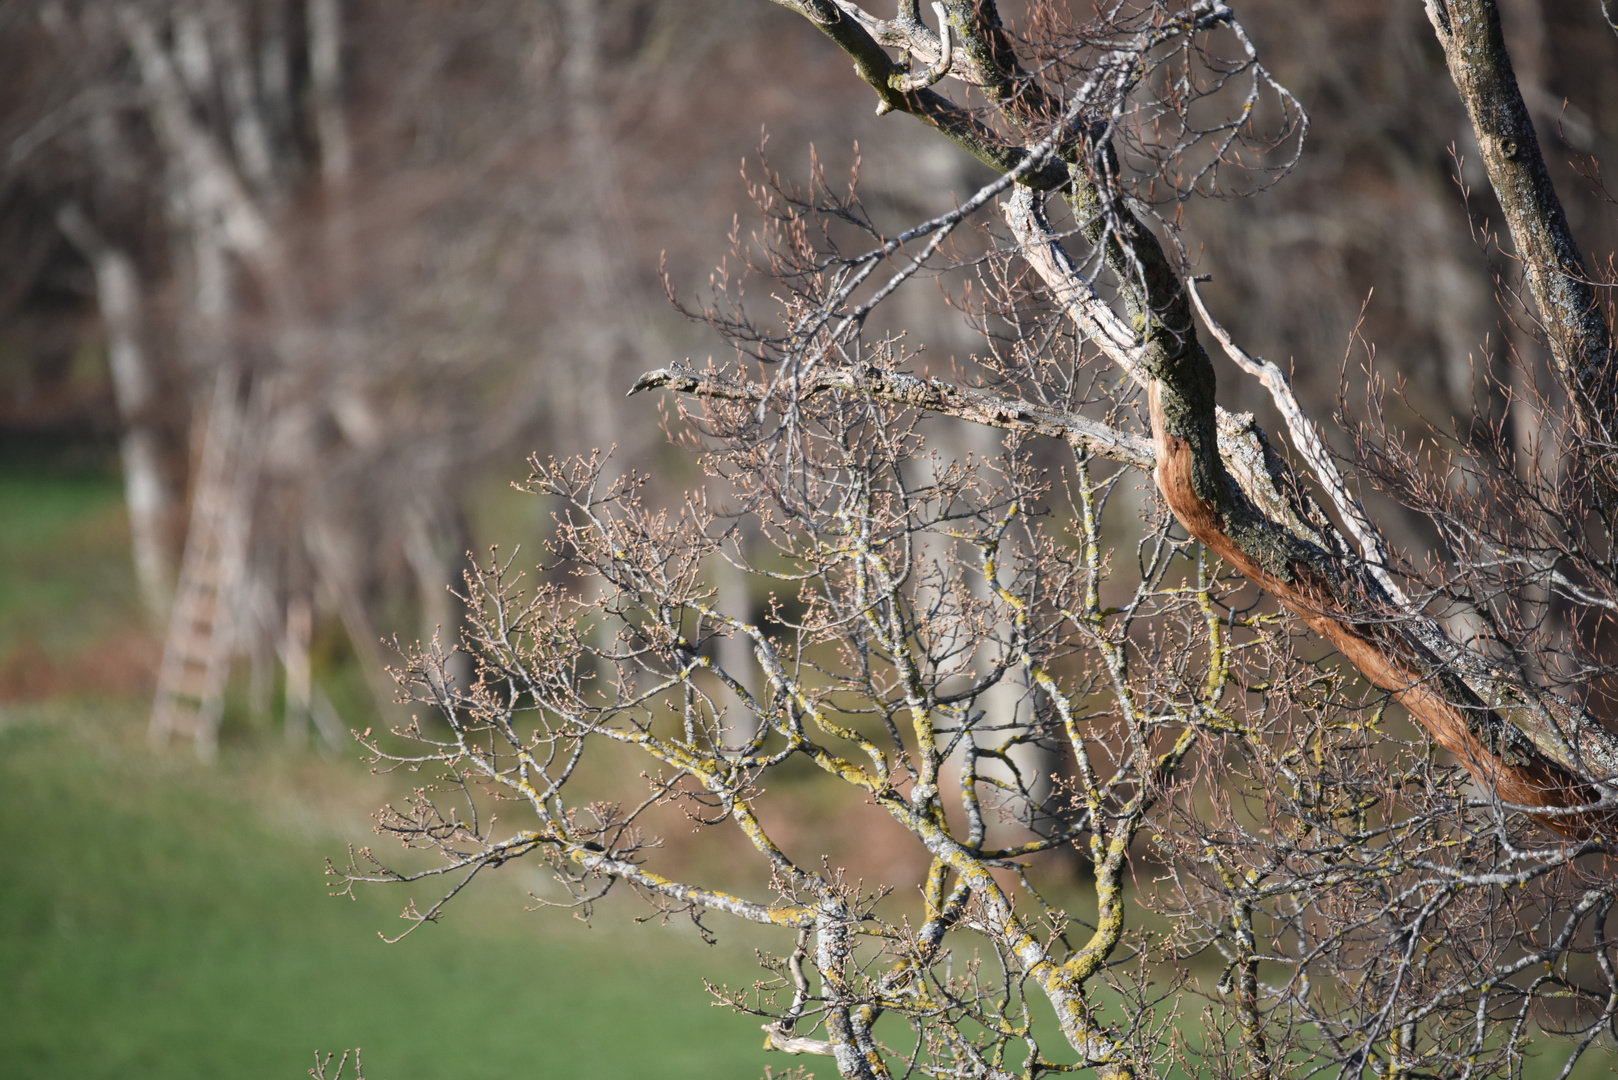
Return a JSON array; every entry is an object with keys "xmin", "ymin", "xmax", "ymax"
[
  {"xmin": 308, "ymin": 0, "xmax": 351, "ymax": 188},
  {"xmin": 55, "ymin": 205, "xmax": 178, "ymax": 620}
]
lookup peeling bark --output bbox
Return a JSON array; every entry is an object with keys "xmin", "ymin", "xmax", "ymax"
[{"xmin": 1005, "ymin": 181, "xmax": 1618, "ymax": 836}]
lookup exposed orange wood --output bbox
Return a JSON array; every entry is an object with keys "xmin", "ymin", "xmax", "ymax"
[{"xmin": 1149, "ymin": 381, "xmax": 1605, "ymax": 838}]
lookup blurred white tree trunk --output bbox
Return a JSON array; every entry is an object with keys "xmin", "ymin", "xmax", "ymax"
[
  {"xmin": 308, "ymin": 0, "xmax": 352, "ymax": 188},
  {"xmin": 55, "ymin": 205, "xmax": 177, "ymax": 620},
  {"xmin": 713, "ymin": 546, "xmax": 759, "ymax": 747}
]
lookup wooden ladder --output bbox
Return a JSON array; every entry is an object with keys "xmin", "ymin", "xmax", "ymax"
[{"xmin": 150, "ymin": 369, "xmax": 260, "ymax": 759}]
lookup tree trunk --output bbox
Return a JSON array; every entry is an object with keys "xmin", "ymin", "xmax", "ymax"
[{"xmin": 55, "ymin": 205, "xmax": 178, "ymax": 620}]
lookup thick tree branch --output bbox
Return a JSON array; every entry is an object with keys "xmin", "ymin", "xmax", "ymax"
[
  {"xmin": 1186, "ymin": 275, "xmax": 1399, "ymax": 594},
  {"xmin": 1003, "ymin": 184, "xmax": 1618, "ymax": 835},
  {"xmin": 631, "ymin": 362, "xmax": 1155, "ymax": 468},
  {"xmin": 1425, "ymin": 0, "xmax": 1617, "ymax": 463},
  {"xmin": 1187, "ymin": 277, "xmax": 1618, "ymax": 803},
  {"xmin": 765, "ymin": 0, "xmax": 1070, "ymax": 188}
]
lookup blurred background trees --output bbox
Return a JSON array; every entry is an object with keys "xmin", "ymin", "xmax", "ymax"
[{"xmin": 3, "ymin": 0, "xmax": 1613, "ymax": 748}]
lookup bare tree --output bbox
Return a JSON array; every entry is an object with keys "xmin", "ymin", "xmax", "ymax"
[{"xmin": 331, "ymin": 1, "xmax": 1618, "ymax": 1077}]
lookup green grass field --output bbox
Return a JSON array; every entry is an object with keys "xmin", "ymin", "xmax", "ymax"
[
  {"xmin": 0, "ymin": 462, "xmax": 144, "ymax": 666},
  {"xmin": 0, "ymin": 454, "xmax": 783, "ymax": 1080},
  {"xmin": 0, "ymin": 698, "xmax": 783, "ymax": 1080}
]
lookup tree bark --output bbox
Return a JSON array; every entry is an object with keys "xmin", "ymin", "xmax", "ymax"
[
  {"xmin": 1424, "ymin": 0, "xmax": 1616, "ymax": 470},
  {"xmin": 1006, "ymin": 180, "xmax": 1618, "ymax": 836}
]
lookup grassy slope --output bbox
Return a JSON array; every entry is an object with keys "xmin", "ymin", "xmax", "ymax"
[
  {"xmin": 0, "ymin": 698, "xmax": 781, "ymax": 1080},
  {"xmin": 0, "ymin": 465, "xmax": 141, "ymax": 656},
  {"xmin": 0, "ymin": 458, "xmax": 781, "ymax": 1080}
]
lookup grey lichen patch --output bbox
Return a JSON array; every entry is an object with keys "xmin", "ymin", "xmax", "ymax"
[
  {"xmin": 1218, "ymin": 412, "xmax": 1353, "ymax": 559},
  {"xmin": 1434, "ymin": 667, "xmax": 1537, "ymax": 767},
  {"xmin": 1155, "ymin": 368, "xmax": 1224, "ymax": 499}
]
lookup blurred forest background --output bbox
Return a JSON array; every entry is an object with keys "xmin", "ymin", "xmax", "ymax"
[{"xmin": 1, "ymin": 0, "xmax": 1615, "ymax": 1076}]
